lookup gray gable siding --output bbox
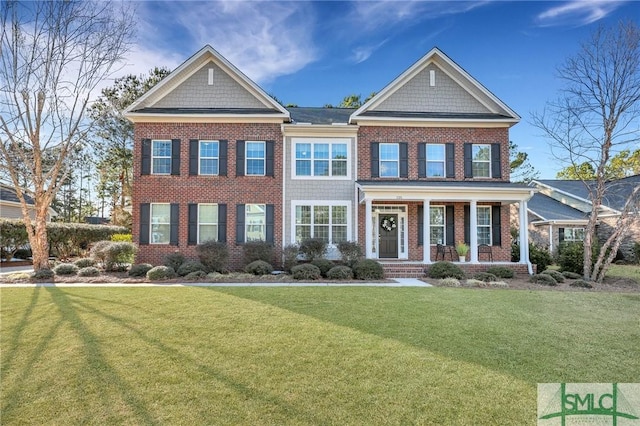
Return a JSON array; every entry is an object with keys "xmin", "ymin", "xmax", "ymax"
[
  {"xmin": 373, "ymin": 63, "xmax": 489, "ymax": 113},
  {"xmin": 153, "ymin": 61, "xmax": 266, "ymax": 109}
]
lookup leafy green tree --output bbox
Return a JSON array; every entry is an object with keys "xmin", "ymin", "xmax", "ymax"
[{"xmin": 556, "ymin": 162, "xmax": 596, "ymax": 180}]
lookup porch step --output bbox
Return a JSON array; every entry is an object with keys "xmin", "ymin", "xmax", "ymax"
[{"xmin": 380, "ymin": 262, "xmax": 426, "ymax": 278}]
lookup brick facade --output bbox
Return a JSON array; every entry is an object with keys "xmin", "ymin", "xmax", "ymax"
[{"xmin": 133, "ymin": 122, "xmax": 283, "ymax": 269}]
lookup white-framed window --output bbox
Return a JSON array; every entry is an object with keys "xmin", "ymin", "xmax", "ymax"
[
  {"xmin": 293, "ymin": 138, "xmax": 349, "ymax": 179},
  {"xmin": 198, "ymin": 204, "xmax": 218, "ymax": 243},
  {"xmin": 246, "ymin": 141, "xmax": 265, "ymax": 176},
  {"xmin": 564, "ymin": 228, "xmax": 585, "ymax": 241},
  {"xmin": 150, "ymin": 203, "xmax": 170, "ymax": 244},
  {"xmin": 380, "ymin": 143, "xmax": 399, "ymax": 177},
  {"xmin": 199, "ymin": 141, "xmax": 219, "ymax": 175},
  {"xmin": 293, "ymin": 202, "xmax": 349, "ymax": 244},
  {"xmin": 477, "ymin": 206, "xmax": 491, "ymax": 245},
  {"xmin": 152, "ymin": 140, "xmax": 171, "ymax": 175},
  {"xmin": 245, "ymin": 204, "xmax": 266, "ymax": 241},
  {"xmin": 472, "ymin": 144, "xmax": 491, "ymax": 178},
  {"xmin": 426, "ymin": 144, "xmax": 445, "ymax": 177},
  {"xmin": 430, "ymin": 206, "xmax": 445, "ymax": 245}
]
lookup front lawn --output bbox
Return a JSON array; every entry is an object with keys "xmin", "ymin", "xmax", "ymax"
[{"xmin": 1, "ymin": 287, "xmax": 638, "ymax": 424}]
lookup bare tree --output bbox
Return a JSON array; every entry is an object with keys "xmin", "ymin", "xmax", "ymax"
[
  {"xmin": 532, "ymin": 21, "xmax": 640, "ymax": 282},
  {"xmin": 0, "ymin": 1, "xmax": 135, "ymax": 271}
]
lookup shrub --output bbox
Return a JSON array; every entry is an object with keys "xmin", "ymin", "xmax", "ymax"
[
  {"xmin": 78, "ymin": 266, "xmax": 100, "ymax": 277},
  {"xmin": 353, "ymin": 259, "xmax": 384, "ymax": 280},
  {"xmin": 163, "ymin": 252, "xmax": 186, "ymax": 272},
  {"xmin": 104, "ymin": 242, "xmax": 136, "ymax": 271},
  {"xmin": 146, "ymin": 266, "xmax": 176, "ymax": 281},
  {"xmin": 53, "ymin": 263, "xmax": 79, "ymax": 275},
  {"xmin": 177, "ymin": 260, "xmax": 206, "ymax": 277},
  {"xmin": 0, "ymin": 219, "xmax": 29, "ymax": 260},
  {"xmin": 326, "ymin": 265, "xmax": 353, "ymax": 280},
  {"xmin": 311, "ymin": 258, "xmax": 334, "ymax": 277},
  {"xmin": 439, "ymin": 277, "xmax": 461, "ymax": 287},
  {"xmin": 541, "ymin": 270, "xmax": 565, "ymax": 283},
  {"xmin": 486, "ymin": 266, "xmax": 514, "ymax": 279},
  {"xmin": 243, "ymin": 241, "xmax": 274, "ymax": 266},
  {"xmin": 570, "ymin": 279, "xmax": 593, "ymax": 288},
  {"xmin": 530, "ymin": 274, "xmax": 557, "ymax": 286},
  {"xmin": 245, "ymin": 260, "xmax": 273, "ymax": 275},
  {"xmin": 31, "ymin": 268, "xmax": 54, "ymax": 280},
  {"xmin": 472, "ymin": 272, "xmax": 498, "ymax": 283},
  {"xmin": 633, "ymin": 241, "xmax": 640, "ymax": 264},
  {"xmin": 299, "ymin": 238, "xmax": 326, "ymax": 261},
  {"xmin": 185, "ymin": 271, "xmax": 207, "ymax": 280},
  {"xmin": 282, "ymin": 244, "xmax": 299, "ymax": 273},
  {"xmin": 74, "ymin": 258, "xmax": 96, "ymax": 268},
  {"xmin": 129, "ymin": 263, "xmax": 153, "ymax": 277},
  {"xmin": 291, "ymin": 263, "xmax": 321, "ymax": 280},
  {"xmin": 111, "ymin": 234, "xmax": 133, "ymax": 242},
  {"xmin": 511, "ymin": 243, "xmax": 553, "ymax": 271},
  {"xmin": 337, "ymin": 241, "xmax": 363, "ymax": 267},
  {"xmin": 90, "ymin": 240, "xmax": 113, "ymax": 265},
  {"xmin": 465, "ymin": 279, "xmax": 486, "ymax": 287},
  {"xmin": 428, "ymin": 261, "xmax": 464, "ymax": 279},
  {"xmin": 562, "ymin": 271, "xmax": 582, "ymax": 279},
  {"xmin": 48, "ymin": 222, "xmax": 128, "ymax": 259},
  {"xmin": 196, "ymin": 241, "xmax": 228, "ymax": 273}
]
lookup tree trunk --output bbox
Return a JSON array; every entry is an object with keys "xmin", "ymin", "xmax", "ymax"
[{"xmin": 29, "ymin": 213, "xmax": 50, "ymax": 271}]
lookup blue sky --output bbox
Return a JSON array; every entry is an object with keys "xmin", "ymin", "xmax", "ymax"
[{"xmin": 122, "ymin": 0, "xmax": 640, "ymax": 179}]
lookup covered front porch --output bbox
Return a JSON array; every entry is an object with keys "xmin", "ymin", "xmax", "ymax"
[{"xmin": 357, "ymin": 181, "xmax": 536, "ymax": 274}]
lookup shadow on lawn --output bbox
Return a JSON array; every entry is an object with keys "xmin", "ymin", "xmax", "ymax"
[{"xmin": 31, "ymin": 288, "xmax": 325, "ymax": 425}]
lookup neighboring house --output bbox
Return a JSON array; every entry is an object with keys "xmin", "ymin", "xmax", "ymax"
[
  {"xmin": 125, "ymin": 45, "xmax": 535, "ymax": 272},
  {"xmin": 0, "ymin": 184, "xmax": 55, "ymax": 221},
  {"xmin": 520, "ymin": 175, "xmax": 640, "ymax": 260}
]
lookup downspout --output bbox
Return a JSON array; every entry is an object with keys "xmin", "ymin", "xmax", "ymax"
[{"xmin": 281, "ymin": 124, "xmax": 286, "ymax": 259}]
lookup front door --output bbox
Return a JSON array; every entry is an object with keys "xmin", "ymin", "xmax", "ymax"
[{"xmin": 378, "ymin": 214, "xmax": 398, "ymax": 258}]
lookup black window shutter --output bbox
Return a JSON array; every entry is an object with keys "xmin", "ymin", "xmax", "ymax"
[
  {"xmin": 559, "ymin": 227, "xmax": 565, "ymax": 242},
  {"xmin": 464, "ymin": 205, "xmax": 470, "ymax": 244},
  {"xmin": 418, "ymin": 144, "xmax": 426, "ymax": 178},
  {"xmin": 399, "ymin": 142, "xmax": 408, "ymax": 178},
  {"xmin": 446, "ymin": 206, "xmax": 455, "ymax": 246},
  {"xmin": 446, "ymin": 143, "xmax": 455, "ymax": 178},
  {"xmin": 491, "ymin": 143, "xmax": 502, "ymax": 178},
  {"xmin": 170, "ymin": 204, "xmax": 179, "ymax": 246},
  {"xmin": 265, "ymin": 141, "xmax": 275, "ymax": 177},
  {"xmin": 370, "ymin": 142, "xmax": 379, "ymax": 178},
  {"xmin": 141, "ymin": 139, "xmax": 151, "ymax": 175},
  {"xmin": 492, "ymin": 205, "xmax": 502, "ymax": 246},
  {"xmin": 417, "ymin": 205, "xmax": 424, "ymax": 246},
  {"xmin": 218, "ymin": 204, "xmax": 227, "ymax": 242},
  {"xmin": 189, "ymin": 140, "xmax": 199, "ymax": 176},
  {"xmin": 139, "ymin": 203, "xmax": 150, "ymax": 245},
  {"xmin": 266, "ymin": 204, "xmax": 274, "ymax": 244},
  {"xmin": 236, "ymin": 204, "xmax": 245, "ymax": 243},
  {"xmin": 236, "ymin": 140, "xmax": 245, "ymax": 176},
  {"xmin": 171, "ymin": 139, "xmax": 181, "ymax": 175},
  {"xmin": 219, "ymin": 140, "xmax": 228, "ymax": 176},
  {"xmin": 464, "ymin": 143, "xmax": 472, "ymax": 178},
  {"xmin": 188, "ymin": 204, "xmax": 198, "ymax": 245}
]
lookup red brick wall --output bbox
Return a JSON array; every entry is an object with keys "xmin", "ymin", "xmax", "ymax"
[
  {"xmin": 132, "ymin": 122, "xmax": 283, "ymax": 269},
  {"xmin": 357, "ymin": 126, "xmax": 510, "ymax": 181}
]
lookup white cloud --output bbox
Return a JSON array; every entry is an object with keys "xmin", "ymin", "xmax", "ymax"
[
  {"xmin": 352, "ymin": 39, "xmax": 388, "ymax": 64},
  {"xmin": 536, "ymin": 0, "xmax": 627, "ymax": 27},
  {"xmin": 136, "ymin": 1, "xmax": 317, "ymax": 84}
]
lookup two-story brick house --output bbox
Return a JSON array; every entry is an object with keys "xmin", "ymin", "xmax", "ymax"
[{"xmin": 126, "ymin": 45, "xmax": 535, "ymax": 273}]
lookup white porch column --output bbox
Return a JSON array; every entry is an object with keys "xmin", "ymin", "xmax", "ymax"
[
  {"xmin": 469, "ymin": 200, "xmax": 478, "ymax": 263},
  {"xmin": 423, "ymin": 199, "xmax": 431, "ymax": 264},
  {"xmin": 365, "ymin": 198, "xmax": 373, "ymax": 258},
  {"xmin": 519, "ymin": 199, "xmax": 533, "ymax": 274}
]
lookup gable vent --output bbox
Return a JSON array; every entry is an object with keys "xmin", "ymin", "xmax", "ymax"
[
  {"xmin": 208, "ymin": 68, "xmax": 214, "ymax": 85},
  {"xmin": 429, "ymin": 70, "xmax": 435, "ymax": 87}
]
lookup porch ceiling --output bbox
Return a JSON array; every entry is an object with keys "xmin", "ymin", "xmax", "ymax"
[{"xmin": 357, "ymin": 180, "xmax": 536, "ymax": 203}]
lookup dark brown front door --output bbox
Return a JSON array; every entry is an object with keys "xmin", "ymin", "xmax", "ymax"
[{"xmin": 379, "ymin": 214, "xmax": 398, "ymax": 258}]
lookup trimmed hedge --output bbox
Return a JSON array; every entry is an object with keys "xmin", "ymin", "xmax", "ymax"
[
  {"xmin": 562, "ymin": 271, "xmax": 582, "ymax": 279},
  {"xmin": 146, "ymin": 266, "xmax": 176, "ymax": 281},
  {"xmin": 196, "ymin": 241, "xmax": 228, "ymax": 273},
  {"xmin": 299, "ymin": 238, "xmax": 327, "ymax": 261},
  {"xmin": 74, "ymin": 258, "xmax": 96, "ymax": 268},
  {"xmin": 78, "ymin": 266, "xmax": 100, "ymax": 277},
  {"xmin": 530, "ymin": 274, "xmax": 557, "ymax": 286},
  {"xmin": 91, "ymin": 241, "xmax": 136, "ymax": 271},
  {"xmin": 244, "ymin": 260, "xmax": 273, "ymax": 276},
  {"xmin": 486, "ymin": 266, "xmax": 515, "ymax": 279},
  {"xmin": 353, "ymin": 259, "xmax": 384, "ymax": 280},
  {"xmin": 337, "ymin": 241, "xmax": 363, "ymax": 267},
  {"xmin": 472, "ymin": 272, "xmax": 498, "ymax": 283},
  {"xmin": 570, "ymin": 279, "xmax": 593, "ymax": 288},
  {"xmin": 128, "ymin": 263, "xmax": 153, "ymax": 277},
  {"xmin": 291, "ymin": 264, "xmax": 321, "ymax": 280},
  {"xmin": 243, "ymin": 241, "xmax": 274, "ymax": 266},
  {"xmin": 31, "ymin": 268, "xmax": 54, "ymax": 280},
  {"xmin": 541, "ymin": 270, "xmax": 565, "ymax": 283},
  {"xmin": 53, "ymin": 263, "xmax": 79, "ymax": 276},
  {"xmin": 428, "ymin": 262, "xmax": 464, "ymax": 279},
  {"xmin": 326, "ymin": 265, "xmax": 353, "ymax": 280},
  {"xmin": 163, "ymin": 252, "xmax": 186, "ymax": 272},
  {"xmin": 311, "ymin": 258, "xmax": 334, "ymax": 278},
  {"xmin": 177, "ymin": 260, "xmax": 206, "ymax": 277}
]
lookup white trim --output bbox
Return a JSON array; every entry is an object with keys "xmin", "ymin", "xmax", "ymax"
[
  {"xmin": 357, "ymin": 183, "xmax": 536, "ymax": 202},
  {"xmin": 151, "ymin": 140, "xmax": 172, "ymax": 175},
  {"xmin": 290, "ymin": 201, "xmax": 351, "ymax": 246},
  {"xmin": 126, "ymin": 113, "xmax": 287, "ymax": 124},
  {"xmin": 371, "ymin": 204, "xmax": 408, "ymax": 260},
  {"xmin": 471, "ymin": 143, "xmax": 492, "ymax": 179},
  {"xmin": 379, "ymin": 143, "xmax": 400, "ymax": 178},
  {"xmin": 291, "ymin": 137, "xmax": 351, "ymax": 180},
  {"xmin": 425, "ymin": 143, "xmax": 446, "ymax": 178},
  {"xmin": 245, "ymin": 141, "xmax": 266, "ymax": 177},
  {"xmin": 198, "ymin": 140, "xmax": 220, "ymax": 176}
]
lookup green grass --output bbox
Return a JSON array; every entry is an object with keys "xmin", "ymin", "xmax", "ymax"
[
  {"xmin": 606, "ymin": 264, "xmax": 640, "ymax": 282},
  {"xmin": 1, "ymin": 287, "xmax": 638, "ymax": 425}
]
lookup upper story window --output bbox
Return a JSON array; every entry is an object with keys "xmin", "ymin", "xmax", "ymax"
[
  {"xmin": 426, "ymin": 144, "xmax": 445, "ymax": 177},
  {"xmin": 152, "ymin": 140, "xmax": 172, "ymax": 175},
  {"xmin": 477, "ymin": 206, "xmax": 492, "ymax": 245},
  {"xmin": 246, "ymin": 203, "xmax": 266, "ymax": 241},
  {"xmin": 472, "ymin": 144, "xmax": 491, "ymax": 178},
  {"xmin": 379, "ymin": 143, "xmax": 399, "ymax": 177},
  {"xmin": 246, "ymin": 142, "xmax": 265, "ymax": 176},
  {"xmin": 293, "ymin": 139, "xmax": 349, "ymax": 178},
  {"xmin": 564, "ymin": 228, "xmax": 585, "ymax": 242},
  {"xmin": 429, "ymin": 206, "xmax": 445, "ymax": 245},
  {"xmin": 150, "ymin": 203, "xmax": 171, "ymax": 244},
  {"xmin": 199, "ymin": 141, "xmax": 219, "ymax": 175},
  {"xmin": 198, "ymin": 204, "xmax": 218, "ymax": 243}
]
